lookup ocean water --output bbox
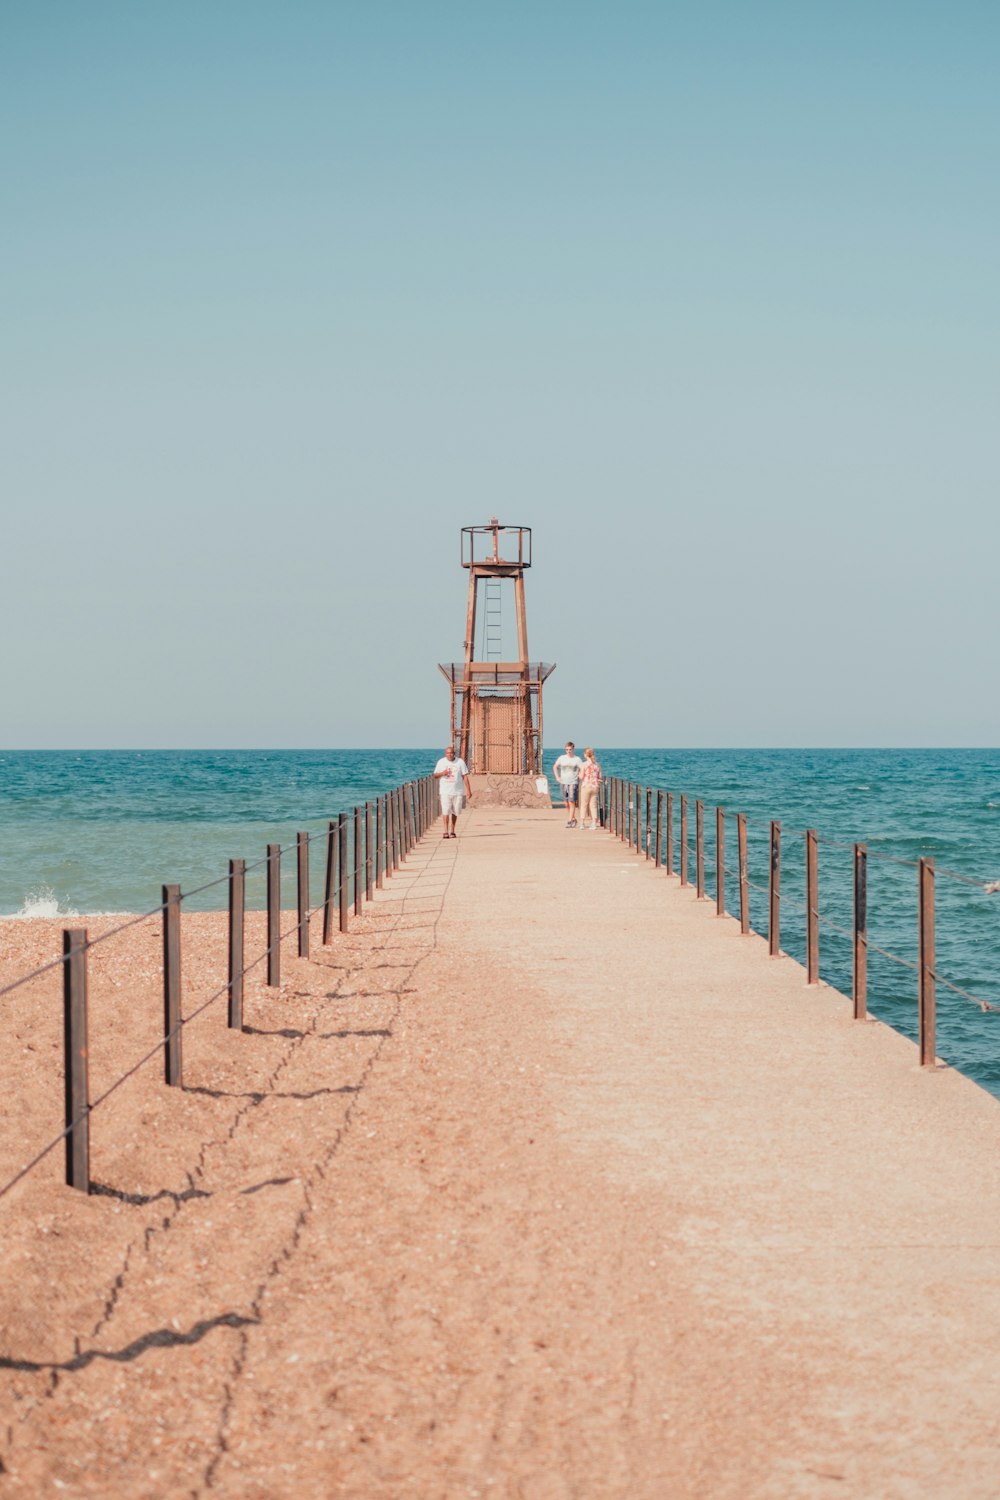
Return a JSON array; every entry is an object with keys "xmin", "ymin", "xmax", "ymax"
[{"xmin": 2, "ymin": 748, "xmax": 1000, "ymax": 1097}]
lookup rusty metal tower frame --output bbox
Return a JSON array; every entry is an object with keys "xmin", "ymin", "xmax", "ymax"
[{"xmin": 438, "ymin": 520, "xmax": 555, "ymax": 776}]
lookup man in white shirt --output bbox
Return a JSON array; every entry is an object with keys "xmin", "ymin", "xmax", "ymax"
[
  {"xmin": 552, "ymin": 741, "xmax": 585, "ymax": 827},
  {"xmin": 433, "ymin": 745, "xmax": 472, "ymax": 839}
]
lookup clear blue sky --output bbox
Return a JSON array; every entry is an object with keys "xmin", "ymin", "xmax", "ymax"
[{"xmin": 2, "ymin": 1, "xmax": 997, "ymax": 747}]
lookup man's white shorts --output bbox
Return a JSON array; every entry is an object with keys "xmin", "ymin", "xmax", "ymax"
[{"xmin": 440, "ymin": 790, "xmax": 466, "ymax": 817}]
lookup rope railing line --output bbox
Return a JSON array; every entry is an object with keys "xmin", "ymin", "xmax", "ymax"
[
  {"xmin": 0, "ymin": 953, "xmax": 70, "ymax": 1002},
  {"xmin": 936, "ymin": 865, "xmax": 1000, "ymax": 892},
  {"xmin": 241, "ymin": 850, "xmax": 273, "ymax": 875},
  {"xmin": 89, "ymin": 1027, "xmax": 182, "ymax": 1113},
  {"xmin": 817, "ymin": 915, "xmax": 1000, "ymax": 1017},
  {"xmin": 863, "ymin": 850, "xmax": 923, "ymax": 871},
  {"xmin": 0, "ymin": 1119, "xmax": 80, "ymax": 1204},
  {"xmin": 867, "ymin": 939, "xmax": 919, "ymax": 974},
  {"xmin": 37, "ymin": 804, "xmax": 429, "ymax": 1121},
  {"xmin": 812, "ymin": 832, "xmax": 927, "ymax": 873},
  {"xmin": 742, "ymin": 814, "xmax": 808, "ymax": 839},
  {"xmin": 616, "ymin": 779, "xmax": 1000, "ymax": 894},
  {"xmin": 0, "ymin": 774, "xmax": 433, "ymax": 1199},
  {"xmin": 74, "ymin": 903, "xmax": 168, "ymax": 953},
  {"xmin": 931, "ymin": 970, "xmax": 1000, "ymax": 1015},
  {"xmin": 615, "ymin": 778, "xmax": 1000, "ymax": 1050},
  {"xmin": 0, "ymin": 786, "xmax": 418, "ymax": 1000},
  {"xmin": 816, "ymin": 914, "xmax": 855, "ymax": 942},
  {"xmin": 609, "ymin": 787, "xmax": 1000, "ymax": 1024},
  {"xmin": 87, "ymin": 917, "xmax": 305, "ymax": 1115},
  {"xmin": 0, "ymin": 813, "xmax": 418, "ymax": 1203},
  {"xmin": 0, "ymin": 863, "xmax": 333, "ymax": 1005},
  {"xmin": 2, "ymin": 900, "xmax": 171, "ymax": 1000},
  {"xmin": 178, "ymin": 870, "xmax": 235, "ymax": 902}
]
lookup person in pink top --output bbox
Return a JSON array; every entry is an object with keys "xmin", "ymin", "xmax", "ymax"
[{"xmin": 579, "ymin": 747, "xmax": 603, "ymax": 830}]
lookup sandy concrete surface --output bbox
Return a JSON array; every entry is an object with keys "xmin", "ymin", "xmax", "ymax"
[{"xmin": 2, "ymin": 806, "xmax": 1000, "ymax": 1498}]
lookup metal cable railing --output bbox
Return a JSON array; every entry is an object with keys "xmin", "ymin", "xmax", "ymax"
[
  {"xmin": 0, "ymin": 774, "xmax": 437, "ymax": 1202},
  {"xmin": 602, "ymin": 774, "xmax": 1000, "ymax": 1070}
]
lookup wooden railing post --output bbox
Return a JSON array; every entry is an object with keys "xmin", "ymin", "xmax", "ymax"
[
  {"xmin": 919, "ymin": 859, "xmax": 936, "ymax": 1067},
  {"xmin": 806, "ymin": 829, "xmax": 818, "ymax": 983},
  {"xmin": 322, "ymin": 823, "xmax": 337, "ymax": 944},
  {"xmin": 655, "ymin": 791, "xmax": 663, "ymax": 869},
  {"xmin": 769, "ymin": 822, "xmax": 781, "ymax": 957},
  {"xmin": 388, "ymin": 790, "xmax": 397, "ymax": 874},
  {"xmin": 716, "ymin": 807, "xmax": 725, "ymax": 916},
  {"xmin": 354, "ymin": 807, "xmax": 363, "ymax": 916},
  {"xmin": 853, "ymin": 842, "xmax": 867, "ymax": 1019},
  {"xmin": 366, "ymin": 802, "xmax": 374, "ymax": 900},
  {"xmin": 665, "ymin": 793, "xmax": 673, "ymax": 875},
  {"xmin": 679, "ymin": 796, "xmax": 689, "ymax": 887},
  {"xmin": 376, "ymin": 796, "xmax": 384, "ymax": 888},
  {"xmin": 738, "ymin": 813, "xmax": 749, "ymax": 934},
  {"xmin": 338, "ymin": 813, "xmax": 350, "ymax": 930},
  {"xmin": 229, "ymin": 859, "xmax": 245, "ymax": 1026},
  {"xmin": 163, "ymin": 883, "xmax": 183, "ymax": 1082},
  {"xmin": 266, "ymin": 847, "xmax": 280, "ymax": 988},
  {"xmin": 297, "ymin": 832, "xmax": 309, "ymax": 959},
  {"xmin": 63, "ymin": 928, "xmax": 90, "ymax": 1193},
  {"xmin": 645, "ymin": 788, "xmax": 652, "ymax": 858},
  {"xmin": 695, "ymin": 800, "xmax": 705, "ymax": 898}
]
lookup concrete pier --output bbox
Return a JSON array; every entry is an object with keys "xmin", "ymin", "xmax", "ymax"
[
  {"xmin": 5, "ymin": 804, "xmax": 1000, "ymax": 1497},
  {"xmin": 344, "ymin": 804, "xmax": 1000, "ymax": 1497}
]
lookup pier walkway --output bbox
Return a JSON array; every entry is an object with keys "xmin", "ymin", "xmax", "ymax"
[
  {"xmin": 5, "ymin": 805, "xmax": 1000, "ymax": 1497},
  {"xmin": 376, "ymin": 804, "xmax": 1000, "ymax": 1499}
]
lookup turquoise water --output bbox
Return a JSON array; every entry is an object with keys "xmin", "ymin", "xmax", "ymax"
[{"xmin": 3, "ymin": 748, "xmax": 1000, "ymax": 1097}]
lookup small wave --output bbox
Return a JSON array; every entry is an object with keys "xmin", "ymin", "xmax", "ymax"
[{"xmin": 10, "ymin": 885, "xmax": 79, "ymax": 920}]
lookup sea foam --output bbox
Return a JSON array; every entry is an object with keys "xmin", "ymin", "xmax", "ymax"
[{"xmin": 11, "ymin": 885, "xmax": 79, "ymax": 920}]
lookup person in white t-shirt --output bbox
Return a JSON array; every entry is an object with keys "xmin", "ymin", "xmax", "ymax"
[
  {"xmin": 433, "ymin": 745, "xmax": 472, "ymax": 838},
  {"xmin": 552, "ymin": 741, "xmax": 585, "ymax": 827}
]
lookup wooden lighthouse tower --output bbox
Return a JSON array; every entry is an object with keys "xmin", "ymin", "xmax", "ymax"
[{"xmin": 438, "ymin": 520, "xmax": 555, "ymax": 804}]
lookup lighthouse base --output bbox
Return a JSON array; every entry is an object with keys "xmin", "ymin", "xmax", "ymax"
[{"xmin": 471, "ymin": 774, "xmax": 552, "ymax": 809}]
